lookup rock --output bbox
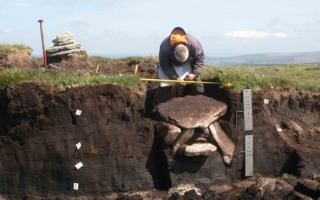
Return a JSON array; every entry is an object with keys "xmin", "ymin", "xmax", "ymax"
[
  {"xmin": 193, "ymin": 137, "xmax": 208, "ymax": 143},
  {"xmin": 208, "ymin": 122, "xmax": 235, "ymax": 165},
  {"xmin": 289, "ymin": 120, "xmax": 304, "ymax": 135},
  {"xmin": 46, "ymin": 43, "xmax": 81, "ymax": 53},
  {"xmin": 222, "ymin": 155, "xmax": 232, "ymax": 164},
  {"xmin": 168, "ymin": 184, "xmax": 202, "ymax": 197},
  {"xmin": 172, "ymin": 129, "xmax": 194, "ymax": 156},
  {"xmin": 52, "ymin": 32, "xmax": 74, "ymax": 43},
  {"xmin": 239, "ymin": 177, "xmax": 295, "ymax": 199},
  {"xmin": 53, "ymin": 39, "xmax": 75, "ymax": 47},
  {"xmin": 156, "ymin": 122, "xmax": 181, "ymax": 146},
  {"xmin": 157, "ymin": 95, "xmax": 227, "ymax": 129},
  {"xmin": 188, "ymin": 128, "xmax": 211, "ymax": 143},
  {"xmin": 47, "ymin": 48, "xmax": 85, "ymax": 57},
  {"xmin": 47, "ymin": 32, "xmax": 86, "ymax": 60},
  {"xmin": 184, "ymin": 143, "xmax": 217, "ymax": 157},
  {"xmin": 314, "ymin": 173, "xmax": 320, "ymax": 182},
  {"xmin": 199, "ymin": 127, "xmax": 210, "ymax": 137}
]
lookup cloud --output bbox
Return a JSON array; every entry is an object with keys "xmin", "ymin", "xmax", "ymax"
[
  {"xmin": 225, "ymin": 31, "xmax": 288, "ymax": 39},
  {"xmin": 273, "ymin": 32, "xmax": 288, "ymax": 38},
  {"xmin": 5, "ymin": 29, "xmax": 14, "ymax": 33}
]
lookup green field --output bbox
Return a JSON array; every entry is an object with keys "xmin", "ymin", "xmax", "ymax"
[{"xmin": 202, "ymin": 64, "xmax": 320, "ymax": 92}]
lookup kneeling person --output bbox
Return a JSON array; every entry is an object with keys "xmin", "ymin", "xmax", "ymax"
[{"xmin": 158, "ymin": 27, "xmax": 205, "ymax": 96}]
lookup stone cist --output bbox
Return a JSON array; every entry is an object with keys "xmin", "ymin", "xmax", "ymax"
[
  {"xmin": 156, "ymin": 95, "xmax": 235, "ymax": 165},
  {"xmin": 157, "ymin": 27, "xmax": 205, "ymax": 99}
]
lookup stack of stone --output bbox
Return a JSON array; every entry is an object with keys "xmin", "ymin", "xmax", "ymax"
[
  {"xmin": 156, "ymin": 95, "xmax": 235, "ymax": 165},
  {"xmin": 46, "ymin": 32, "xmax": 85, "ymax": 57}
]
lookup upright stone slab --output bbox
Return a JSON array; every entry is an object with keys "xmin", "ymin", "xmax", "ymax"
[
  {"xmin": 155, "ymin": 122, "xmax": 181, "ymax": 147},
  {"xmin": 208, "ymin": 122, "xmax": 235, "ymax": 165}
]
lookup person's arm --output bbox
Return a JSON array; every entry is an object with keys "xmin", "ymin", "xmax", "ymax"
[
  {"xmin": 190, "ymin": 37, "xmax": 205, "ymax": 76},
  {"xmin": 159, "ymin": 40, "xmax": 178, "ymax": 80}
]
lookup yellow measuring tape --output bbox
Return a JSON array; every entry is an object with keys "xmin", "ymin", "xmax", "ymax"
[{"xmin": 139, "ymin": 78, "xmax": 233, "ymax": 88}]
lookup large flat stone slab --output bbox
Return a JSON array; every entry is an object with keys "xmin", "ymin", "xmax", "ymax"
[
  {"xmin": 53, "ymin": 39, "xmax": 75, "ymax": 47},
  {"xmin": 46, "ymin": 43, "xmax": 81, "ymax": 53},
  {"xmin": 47, "ymin": 49, "xmax": 85, "ymax": 57},
  {"xmin": 157, "ymin": 95, "xmax": 227, "ymax": 128}
]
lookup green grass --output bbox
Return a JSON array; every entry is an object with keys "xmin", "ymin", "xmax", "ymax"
[
  {"xmin": 0, "ymin": 44, "xmax": 30, "ymax": 57},
  {"xmin": 0, "ymin": 68, "xmax": 140, "ymax": 89},
  {"xmin": 202, "ymin": 64, "xmax": 320, "ymax": 92},
  {"xmin": 1, "ymin": 63, "xmax": 320, "ymax": 92}
]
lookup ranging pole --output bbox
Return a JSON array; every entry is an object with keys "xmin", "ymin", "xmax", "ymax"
[{"xmin": 38, "ymin": 19, "xmax": 47, "ymax": 66}]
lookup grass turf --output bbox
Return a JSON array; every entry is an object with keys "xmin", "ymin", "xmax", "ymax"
[
  {"xmin": 1, "ymin": 63, "xmax": 320, "ymax": 92},
  {"xmin": 202, "ymin": 64, "xmax": 320, "ymax": 92},
  {"xmin": 0, "ymin": 68, "xmax": 140, "ymax": 89}
]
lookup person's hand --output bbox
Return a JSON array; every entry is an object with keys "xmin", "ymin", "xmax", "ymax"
[
  {"xmin": 185, "ymin": 73, "xmax": 196, "ymax": 81},
  {"xmin": 177, "ymin": 77, "xmax": 186, "ymax": 86}
]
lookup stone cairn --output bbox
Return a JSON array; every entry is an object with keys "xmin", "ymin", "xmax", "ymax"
[
  {"xmin": 46, "ymin": 32, "xmax": 85, "ymax": 58},
  {"xmin": 156, "ymin": 95, "xmax": 235, "ymax": 165}
]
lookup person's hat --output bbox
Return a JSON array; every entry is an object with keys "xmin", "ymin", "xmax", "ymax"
[
  {"xmin": 171, "ymin": 27, "xmax": 186, "ymax": 34},
  {"xmin": 173, "ymin": 44, "xmax": 189, "ymax": 64},
  {"xmin": 170, "ymin": 27, "xmax": 188, "ymax": 46}
]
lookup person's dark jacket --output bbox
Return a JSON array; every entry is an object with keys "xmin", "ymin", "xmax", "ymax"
[{"xmin": 159, "ymin": 34, "xmax": 205, "ymax": 80}]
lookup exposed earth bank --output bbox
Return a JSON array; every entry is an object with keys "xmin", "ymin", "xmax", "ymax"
[
  {"xmin": 0, "ymin": 47, "xmax": 33, "ymax": 68},
  {"xmin": 0, "ymin": 81, "xmax": 319, "ymax": 199}
]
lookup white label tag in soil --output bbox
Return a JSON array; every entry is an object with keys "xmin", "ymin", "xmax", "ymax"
[
  {"xmin": 243, "ymin": 89, "xmax": 253, "ymax": 131},
  {"xmin": 75, "ymin": 162, "xmax": 83, "ymax": 170},
  {"xmin": 76, "ymin": 142, "xmax": 81, "ymax": 150},
  {"xmin": 73, "ymin": 183, "xmax": 79, "ymax": 190},
  {"xmin": 75, "ymin": 109, "xmax": 82, "ymax": 116}
]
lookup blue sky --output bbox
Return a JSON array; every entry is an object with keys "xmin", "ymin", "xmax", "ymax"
[{"xmin": 1, "ymin": 0, "xmax": 320, "ymax": 57}]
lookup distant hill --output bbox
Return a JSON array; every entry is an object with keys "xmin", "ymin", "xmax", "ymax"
[{"xmin": 206, "ymin": 51, "xmax": 320, "ymax": 66}]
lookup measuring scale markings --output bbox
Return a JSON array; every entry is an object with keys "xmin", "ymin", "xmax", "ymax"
[{"xmin": 243, "ymin": 89, "xmax": 253, "ymax": 131}]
